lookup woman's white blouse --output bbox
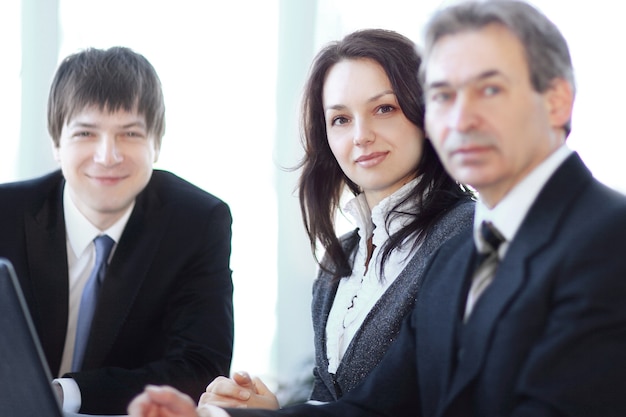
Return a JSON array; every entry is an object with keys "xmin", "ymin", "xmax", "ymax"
[{"xmin": 325, "ymin": 178, "xmax": 421, "ymax": 373}]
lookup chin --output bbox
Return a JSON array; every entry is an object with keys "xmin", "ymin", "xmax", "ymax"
[
  {"xmin": 93, "ymin": 197, "xmax": 135, "ymax": 214},
  {"xmin": 450, "ymin": 165, "xmax": 486, "ymax": 183}
]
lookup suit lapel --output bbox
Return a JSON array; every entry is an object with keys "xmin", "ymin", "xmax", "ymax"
[
  {"xmin": 447, "ymin": 248, "xmax": 527, "ymax": 399},
  {"xmin": 438, "ymin": 241, "xmax": 476, "ymax": 394},
  {"xmin": 445, "ymin": 153, "xmax": 593, "ymax": 405},
  {"xmin": 24, "ymin": 176, "xmax": 69, "ymax": 376},
  {"xmin": 415, "ymin": 231, "xmax": 475, "ymax": 409},
  {"xmin": 82, "ymin": 181, "xmax": 171, "ymax": 368}
]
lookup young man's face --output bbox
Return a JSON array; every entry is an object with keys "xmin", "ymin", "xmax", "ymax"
[
  {"xmin": 424, "ymin": 24, "xmax": 571, "ymax": 208},
  {"xmin": 54, "ymin": 106, "xmax": 160, "ymax": 229}
]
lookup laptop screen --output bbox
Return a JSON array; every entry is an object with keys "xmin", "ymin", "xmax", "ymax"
[{"xmin": 0, "ymin": 258, "xmax": 64, "ymax": 417}]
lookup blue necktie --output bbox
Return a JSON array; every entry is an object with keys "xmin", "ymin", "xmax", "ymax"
[{"xmin": 72, "ymin": 234, "xmax": 115, "ymax": 371}]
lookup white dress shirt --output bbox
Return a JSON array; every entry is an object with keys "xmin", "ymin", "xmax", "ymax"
[
  {"xmin": 465, "ymin": 145, "xmax": 573, "ymax": 320},
  {"xmin": 54, "ymin": 184, "xmax": 133, "ymax": 413},
  {"xmin": 473, "ymin": 144, "xmax": 572, "ymax": 254}
]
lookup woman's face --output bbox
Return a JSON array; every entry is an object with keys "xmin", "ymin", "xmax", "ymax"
[{"xmin": 323, "ymin": 58, "xmax": 425, "ymax": 208}]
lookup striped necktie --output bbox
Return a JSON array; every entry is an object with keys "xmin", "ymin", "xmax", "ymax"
[{"xmin": 464, "ymin": 221, "xmax": 505, "ymax": 321}]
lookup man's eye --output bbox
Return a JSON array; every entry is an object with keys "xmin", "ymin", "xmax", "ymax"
[
  {"xmin": 430, "ymin": 91, "xmax": 452, "ymax": 103},
  {"xmin": 484, "ymin": 85, "xmax": 501, "ymax": 96}
]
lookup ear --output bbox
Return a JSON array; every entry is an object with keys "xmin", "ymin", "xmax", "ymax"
[
  {"xmin": 52, "ymin": 141, "xmax": 61, "ymax": 163},
  {"xmin": 544, "ymin": 77, "xmax": 574, "ymax": 130},
  {"xmin": 153, "ymin": 140, "xmax": 161, "ymax": 163}
]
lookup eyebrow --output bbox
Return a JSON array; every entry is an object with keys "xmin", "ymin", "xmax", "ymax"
[
  {"xmin": 426, "ymin": 70, "xmax": 504, "ymax": 90},
  {"xmin": 324, "ymin": 89, "xmax": 396, "ymax": 112},
  {"xmin": 68, "ymin": 120, "xmax": 147, "ymax": 130}
]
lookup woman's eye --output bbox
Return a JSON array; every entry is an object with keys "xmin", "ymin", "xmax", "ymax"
[
  {"xmin": 378, "ymin": 105, "xmax": 395, "ymax": 114},
  {"xmin": 332, "ymin": 116, "xmax": 349, "ymax": 126}
]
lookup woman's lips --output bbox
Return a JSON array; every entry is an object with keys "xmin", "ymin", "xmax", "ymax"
[{"xmin": 355, "ymin": 151, "xmax": 388, "ymax": 167}]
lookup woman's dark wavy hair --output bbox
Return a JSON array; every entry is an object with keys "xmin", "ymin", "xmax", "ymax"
[{"xmin": 297, "ymin": 28, "xmax": 474, "ymax": 281}]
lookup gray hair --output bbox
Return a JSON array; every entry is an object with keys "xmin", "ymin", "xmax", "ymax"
[{"xmin": 421, "ymin": 0, "xmax": 575, "ymax": 132}]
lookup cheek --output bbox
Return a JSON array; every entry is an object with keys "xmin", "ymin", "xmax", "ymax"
[
  {"xmin": 326, "ymin": 136, "xmax": 349, "ymax": 165},
  {"xmin": 144, "ymin": 147, "xmax": 157, "ymax": 165},
  {"xmin": 56, "ymin": 146, "xmax": 87, "ymax": 167},
  {"xmin": 128, "ymin": 143, "xmax": 157, "ymax": 164},
  {"xmin": 404, "ymin": 135, "xmax": 425, "ymax": 167},
  {"xmin": 424, "ymin": 108, "xmax": 439, "ymax": 138},
  {"xmin": 423, "ymin": 114, "xmax": 445, "ymax": 153}
]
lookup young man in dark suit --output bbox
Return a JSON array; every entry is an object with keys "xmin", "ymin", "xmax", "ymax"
[
  {"xmin": 127, "ymin": 1, "xmax": 626, "ymax": 416},
  {"xmin": 0, "ymin": 47, "xmax": 234, "ymax": 415}
]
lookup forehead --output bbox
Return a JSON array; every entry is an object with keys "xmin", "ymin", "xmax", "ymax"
[
  {"xmin": 425, "ymin": 23, "xmax": 530, "ymax": 88},
  {"xmin": 65, "ymin": 105, "xmax": 147, "ymax": 127},
  {"xmin": 322, "ymin": 58, "xmax": 392, "ymax": 106}
]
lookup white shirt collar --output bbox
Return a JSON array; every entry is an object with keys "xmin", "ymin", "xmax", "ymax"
[
  {"xmin": 474, "ymin": 144, "xmax": 573, "ymax": 255},
  {"xmin": 344, "ymin": 177, "xmax": 420, "ymax": 248},
  {"xmin": 63, "ymin": 184, "xmax": 134, "ymax": 259}
]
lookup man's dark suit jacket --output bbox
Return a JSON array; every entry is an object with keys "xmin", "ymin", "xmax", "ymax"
[
  {"xmin": 228, "ymin": 153, "xmax": 626, "ymax": 417},
  {"xmin": 0, "ymin": 169, "xmax": 234, "ymax": 415}
]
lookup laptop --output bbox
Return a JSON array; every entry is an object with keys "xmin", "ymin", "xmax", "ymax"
[{"xmin": 0, "ymin": 257, "xmax": 65, "ymax": 417}]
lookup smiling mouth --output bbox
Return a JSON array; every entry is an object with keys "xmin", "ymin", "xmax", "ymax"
[
  {"xmin": 88, "ymin": 174, "xmax": 127, "ymax": 185},
  {"xmin": 355, "ymin": 151, "xmax": 388, "ymax": 165}
]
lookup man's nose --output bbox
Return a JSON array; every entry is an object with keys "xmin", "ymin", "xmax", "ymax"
[
  {"xmin": 448, "ymin": 93, "xmax": 479, "ymax": 132},
  {"xmin": 94, "ymin": 136, "xmax": 123, "ymax": 165}
]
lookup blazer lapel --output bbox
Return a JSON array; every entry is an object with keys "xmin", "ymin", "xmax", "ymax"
[
  {"xmin": 82, "ymin": 183, "xmax": 171, "ymax": 368},
  {"xmin": 24, "ymin": 178, "xmax": 69, "ymax": 376},
  {"xmin": 315, "ymin": 231, "xmax": 358, "ymax": 399},
  {"xmin": 447, "ymin": 248, "xmax": 528, "ymax": 400},
  {"xmin": 415, "ymin": 232, "xmax": 475, "ymax": 410},
  {"xmin": 317, "ymin": 277, "xmax": 340, "ymax": 398},
  {"xmin": 445, "ymin": 153, "xmax": 593, "ymax": 405}
]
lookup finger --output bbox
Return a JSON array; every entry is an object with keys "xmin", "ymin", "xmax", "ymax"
[
  {"xmin": 206, "ymin": 376, "xmax": 233, "ymax": 392},
  {"xmin": 197, "ymin": 403, "xmax": 233, "ymax": 417},
  {"xmin": 248, "ymin": 377, "xmax": 279, "ymax": 410},
  {"xmin": 127, "ymin": 392, "xmax": 147, "ymax": 416},
  {"xmin": 232, "ymin": 371, "xmax": 254, "ymax": 389},
  {"xmin": 205, "ymin": 377, "xmax": 252, "ymax": 401},
  {"xmin": 250, "ymin": 377, "xmax": 273, "ymax": 396},
  {"xmin": 199, "ymin": 391, "xmax": 249, "ymax": 408},
  {"xmin": 144, "ymin": 385, "xmax": 197, "ymax": 412},
  {"xmin": 128, "ymin": 392, "xmax": 159, "ymax": 417}
]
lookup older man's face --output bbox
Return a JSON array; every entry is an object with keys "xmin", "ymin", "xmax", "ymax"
[{"xmin": 423, "ymin": 23, "xmax": 570, "ymax": 208}]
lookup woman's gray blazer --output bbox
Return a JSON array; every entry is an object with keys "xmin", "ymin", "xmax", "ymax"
[{"xmin": 309, "ymin": 200, "xmax": 474, "ymax": 402}]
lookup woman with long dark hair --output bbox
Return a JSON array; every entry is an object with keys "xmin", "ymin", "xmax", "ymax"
[{"xmin": 127, "ymin": 28, "xmax": 474, "ymax": 415}]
